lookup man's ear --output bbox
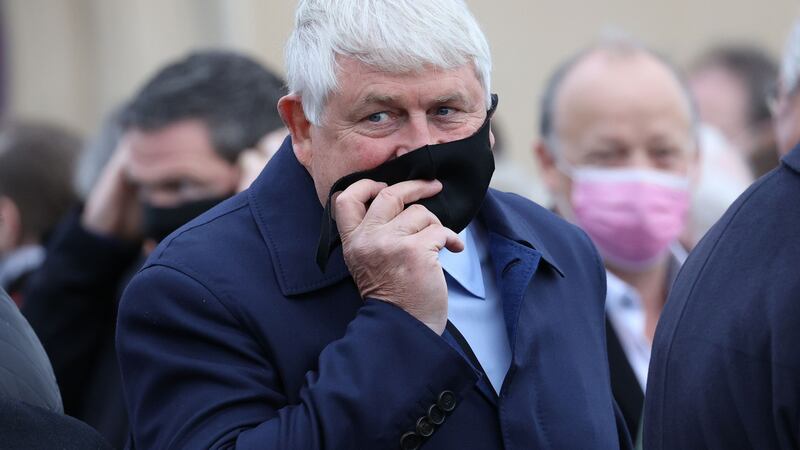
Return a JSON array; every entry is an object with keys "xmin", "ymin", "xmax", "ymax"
[
  {"xmin": 278, "ymin": 94, "xmax": 314, "ymax": 167},
  {"xmin": 534, "ymin": 140, "xmax": 562, "ymax": 193},
  {"xmin": 0, "ymin": 196, "xmax": 22, "ymax": 252}
]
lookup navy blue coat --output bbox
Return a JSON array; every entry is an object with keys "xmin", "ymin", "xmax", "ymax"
[
  {"xmin": 644, "ymin": 144, "xmax": 800, "ymax": 450},
  {"xmin": 116, "ymin": 138, "xmax": 630, "ymax": 449}
]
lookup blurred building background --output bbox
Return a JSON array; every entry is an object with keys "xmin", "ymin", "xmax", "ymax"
[{"xmin": 5, "ymin": 0, "xmax": 799, "ymax": 202}]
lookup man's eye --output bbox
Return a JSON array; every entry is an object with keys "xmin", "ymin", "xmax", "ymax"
[
  {"xmin": 587, "ymin": 149, "xmax": 620, "ymax": 163},
  {"xmin": 161, "ymin": 181, "xmax": 184, "ymax": 192},
  {"xmin": 435, "ymin": 107, "xmax": 454, "ymax": 116},
  {"xmin": 366, "ymin": 112, "xmax": 389, "ymax": 123},
  {"xmin": 653, "ymin": 148, "xmax": 679, "ymax": 159}
]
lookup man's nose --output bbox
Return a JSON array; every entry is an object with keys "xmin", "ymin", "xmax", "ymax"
[
  {"xmin": 630, "ymin": 148, "xmax": 657, "ymax": 170},
  {"xmin": 395, "ymin": 114, "xmax": 437, "ymax": 157}
]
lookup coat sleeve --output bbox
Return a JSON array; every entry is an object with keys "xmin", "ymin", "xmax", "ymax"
[{"xmin": 117, "ymin": 263, "xmax": 479, "ymax": 450}]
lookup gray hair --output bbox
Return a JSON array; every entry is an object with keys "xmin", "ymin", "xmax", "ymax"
[
  {"xmin": 782, "ymin": 20, "xmax": 800, "ymax": 93},
  {"xmin": 285, "ymin": 0, "xmax": 492, "ymax": 125},
  {"xmin": 539, "ymin": 34, "xmax": 699, "ymax": 154}
]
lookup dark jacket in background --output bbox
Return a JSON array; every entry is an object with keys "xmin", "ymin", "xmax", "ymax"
[
  {"xmin": 1, "ymin": 289, "xmax": 112, "ymax": 449},
  {"xmin": 0, "ymin": 287, "xmax": 61, "ymax": 411},
  {"xmin": 645, "ymin": 144, "xmax": 800, "ymax": 449},
  {"xmin": 606, "ymin": 320, "xmax": 644, "ymax": 444},
  {"xmin": 0, "ymin": 397, "xmax": 112, "ymax": 450},
  {"xmin": 22, "ymin": 210, "xmax": 142, "ymax": 449}
]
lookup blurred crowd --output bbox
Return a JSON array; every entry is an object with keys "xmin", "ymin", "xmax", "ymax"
[{"xmin": 0, "ymin": 2, "xmax": 798, "ymax": 449}]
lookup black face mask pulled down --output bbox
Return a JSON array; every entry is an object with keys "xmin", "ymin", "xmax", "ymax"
[
  {"xmin": 142, "ymin": 197, "xmax": 227, "ymax": 243},
  {"xmin": 316, "ymin": 94, "xmax": 498, "ymax": 271}
]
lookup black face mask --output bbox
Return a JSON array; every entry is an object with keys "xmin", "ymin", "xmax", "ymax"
[
  {"xmin": 316, "ymin": 94, "xmax": 498, "ymax": 271},
  {"xmin": 142, "ymin": 197, "xmax": 227, "ymax": 243}
]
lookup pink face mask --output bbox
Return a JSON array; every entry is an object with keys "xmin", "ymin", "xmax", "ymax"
[{"xmin": 568, "ymin": 167, "xmax": 690, "ymax": 271}]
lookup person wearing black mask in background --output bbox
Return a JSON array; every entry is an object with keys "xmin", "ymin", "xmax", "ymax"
[{"xmin": 21, "ymin": 50, "xmax": 286, "ymax": 448}]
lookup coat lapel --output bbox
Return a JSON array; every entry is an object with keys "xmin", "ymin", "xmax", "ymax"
[
  {"xmin": 477, "ymin": 192, "xmax": 565, "ymax": 359},
  {"xmin": 248, "ymin": 136, "xmax": 351, "ymax": 297},
  {"xmin": 781, "ymin": 142, "xmax": 800, "ymax": 174}
]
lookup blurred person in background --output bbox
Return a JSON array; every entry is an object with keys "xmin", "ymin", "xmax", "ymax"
[
  {"xmin": 21, "ymin": 50, "xmax": 286, "ymax": 448},
  {"xmin": 681, "ymin": 125, "xmax": 753, "ymax": 249},
  {"xmin": 534, "ymin": 37, "xmax": 699, "ymax": 444},
  {"xmin": 689, "ymin": 44, "xmax": 779, "ymax": 177},
  {"xmin": 0, "ymin": 121, "xmax": 82, "ymax": 305},
  {"xmin": 645, "ymin": 20, "xmax": 800, "ymax": 450}
]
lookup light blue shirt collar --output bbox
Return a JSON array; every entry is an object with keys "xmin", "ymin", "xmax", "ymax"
[{"xmin": 439, "ymin": 225, "xmax": 486, "ymax": 299}]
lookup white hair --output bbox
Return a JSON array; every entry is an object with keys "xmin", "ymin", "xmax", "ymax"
[
  {"xmin": 285, "ymin": 0, "xmax": 492, "ymax": 125},
  {"xmin": 782, "ymin": 20, "xmax": 800, "ymax": 92}
]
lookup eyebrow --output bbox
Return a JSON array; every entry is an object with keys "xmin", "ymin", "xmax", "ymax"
[
  {"xmin": 431, "ymin": 93, "xmax": 470, "ymax": 107},
  {"xmin": 354, "ymin": 92, "xmax": 472, "ymax": 111},
  {"xmin": 357, "ymin": 93, "xmax": 401, "ymax": 109}
]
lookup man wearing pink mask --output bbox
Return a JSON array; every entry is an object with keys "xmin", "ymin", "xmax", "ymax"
[{"xmin": 535, "ymin": 37, "xmax": 699, "ymax": 444}]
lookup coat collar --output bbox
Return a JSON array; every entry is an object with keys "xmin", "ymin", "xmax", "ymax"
[
  {"xmin": 249, "ymin": 137, "xmax": 565, "ymax": 296},
  {"xmin": 248, "ymin": 137, "xmax": 351, "ymax": 296},
  {"xmin": 782, "ymin": 141, "xmax": 800, "ymax": 174},
  {"xmin": 476, "ymin": 192, "xmax": 565, "ymax": 278}
]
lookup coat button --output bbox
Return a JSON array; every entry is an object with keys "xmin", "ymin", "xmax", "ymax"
[
  {"xmin": 427, "ymin": 404, "xmax": 445, "ymax": 425},
  {"xmin": 400, "ymin": 431, "xmax": 422, "ymax": 450},
  {"xmin": 437, "ymin": 390, "xmax": 457, "ymax": 412},
  {"xmin": 416, "ymin": 416, "xmax": 434, "ymax": 437}
]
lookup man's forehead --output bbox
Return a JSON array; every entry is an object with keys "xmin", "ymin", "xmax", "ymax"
[
  {"xmin": 334, "ymin": 58, "xmax": 483, "ymax": 103},
  {"xmin": 556, "ymin": 53, "xmax": 693, "ymax": 133},
  {"xmin": 127, "ymin": 120, "xmax": 212, "ymax": 154},
  {"xmin": 126, "ymin": 123, "xmax": 230, "ymax": 183}
]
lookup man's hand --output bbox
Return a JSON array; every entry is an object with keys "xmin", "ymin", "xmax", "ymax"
[
  {"xmin": 334, "ymin": 179, "xmax": 464, "ymax": 335},
  {"xmin": 81, "ymin": 137, "xmax": 142, "ymax": 241}
]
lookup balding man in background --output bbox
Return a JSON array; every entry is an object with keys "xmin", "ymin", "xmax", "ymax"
[
  {"xmin": 645, "ymin": 20, "xmax": 800, "ymax": 450},
  {"xmin": 535, "ymin": 38, "xmax": 699, "ymax": 444}
]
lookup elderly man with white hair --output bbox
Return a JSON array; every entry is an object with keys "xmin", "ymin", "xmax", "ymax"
[
  {"xmin": 116, "ymin": 1, "xmax": 630, "ymax": 449},
  {"xmin": 644, "ymin": 20, "xmax": 800, "ymax": 450}
]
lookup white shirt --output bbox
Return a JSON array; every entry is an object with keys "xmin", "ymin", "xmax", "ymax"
[
  {"xmin": 439, "ymin": 223, "xmax": 511, "ymax": 394},
  {"xmin": 605, "ymin": 245, "xmax": 687, "ymax": 390}
]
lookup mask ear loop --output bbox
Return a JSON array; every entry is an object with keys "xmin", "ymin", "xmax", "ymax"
[
  {"xmin": 316, "ymin": 194, "xmax": 338, "ymax": 272},
  {"xmin": 488, "ymin": 94, "xmax": 499, "ymax": 119}
]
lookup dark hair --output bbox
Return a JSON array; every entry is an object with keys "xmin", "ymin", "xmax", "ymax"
[
  {"xmin": 692, "ymin": 45, "xmax": 778, "ymax": 126},
  {"xmin": 122, "ymin": 50, "xmax": 286, "ymax": 162},
  {"xmin": 0, "ymin": 121, "xmax": 82, "ymax": 240}
]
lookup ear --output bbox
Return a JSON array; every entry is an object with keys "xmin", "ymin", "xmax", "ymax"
[
  {"xmin": 534, "ymin": 140, "xmax": 563, "ymax": 194},
  {"xmin": 278, "ymin": 94, "xmax": 314, "ymax": 167},
  {"xmin": 0, "ymin": 196, "xmax": 22, "ymax": 252}
]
